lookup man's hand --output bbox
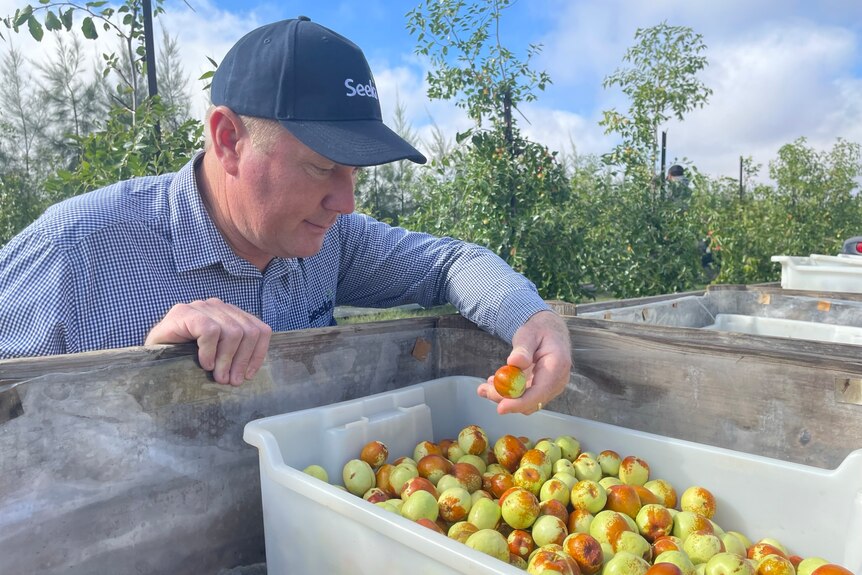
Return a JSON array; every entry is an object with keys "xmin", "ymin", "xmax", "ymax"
[
  {"xmin": 145, "ymin": 298, "xmax": 272, "ymax": 386},
  {"xmin": 477, "ymin": 310, "xmax": 572, "ymax": 415}
]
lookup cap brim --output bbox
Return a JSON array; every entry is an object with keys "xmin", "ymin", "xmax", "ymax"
[{"xmin": 282, "ymin": 120, "xmax": 427, "ymax": 167}]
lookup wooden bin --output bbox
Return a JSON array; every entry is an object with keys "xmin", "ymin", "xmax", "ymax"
[{"xmin": 3, "ymin": 296, "xmax": 862, "ymax": 574}]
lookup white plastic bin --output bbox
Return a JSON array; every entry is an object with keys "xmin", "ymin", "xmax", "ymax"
[
  {"xmin": 243, "ymin": 376, "xmax": 862, "ymax": 574},
  {"xmin": 705, "ymin": 313, "xmax": 862, "ymax": 345},
  {"xmin": 772, "ymin": 254, "xmax": 862, "ymax": 293}
]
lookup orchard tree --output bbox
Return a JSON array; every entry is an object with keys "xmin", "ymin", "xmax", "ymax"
[
  {"xmin": 2, "ymin": 1, "xmax": 171, "ymax": 118},
  {"xmin": 702, "ymin": 137, "xmax": 862, "ymax": 285},
  {"xmin": 600, "ymin": 22, "xmax": 712, "ymax": 192},
  {"xmin": 0, "ymin": 0, "xmax": 199, "ymax": 246},
  {"xmin": 406, "ymin": 0, "xmax": 590, "ymax": 300}
]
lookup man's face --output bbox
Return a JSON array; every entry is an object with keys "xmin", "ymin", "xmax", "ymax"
[{"xmin": 227, "ymin": 127, "xmax": 359, "ymax": 264}]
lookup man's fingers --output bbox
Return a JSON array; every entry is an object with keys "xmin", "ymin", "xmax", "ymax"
[{"xmin": 145, "ymin": 298, "xmax": 271, "ymax": 385}]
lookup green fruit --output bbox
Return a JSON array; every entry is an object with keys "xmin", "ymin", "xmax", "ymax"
[
  {"xmin": 468, "ymin": 496, "xmax": 501, "ymax": 530},
  {"xmin": 342, "ymin": 459, "xmax": 375, "ymax": 496},
  {"xmin": 302, "ymin": 464, "xmax": 329, "ymax": 483},
  {"xmin": 465, "ymin": 528, "xmax": 509, "ymax": 562},
  {"xmin": 401, "ymin": 489, "xmax": 439, "ymax": 522}
]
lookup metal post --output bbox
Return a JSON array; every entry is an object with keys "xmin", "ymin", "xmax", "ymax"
[
  {"xmin": 142, "ymin": 0, "xmax": 158, "ymax": 98},
  {"xmin": 660, "ymin": 130, "xmax": 667, "ymax": 180},
  {"xmin": 739, "ymin": 155, "xmax": 744, "ymax": 199}
]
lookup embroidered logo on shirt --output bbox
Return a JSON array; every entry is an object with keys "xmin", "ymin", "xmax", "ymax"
[{"xmin": 308, "ymin": 297, "xmax": 334, "ymax": 323}]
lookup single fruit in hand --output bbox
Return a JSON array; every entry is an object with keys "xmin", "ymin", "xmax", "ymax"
[{"xmin": 494, "ymin": 365, "xmax": 527, "ymax": 398}]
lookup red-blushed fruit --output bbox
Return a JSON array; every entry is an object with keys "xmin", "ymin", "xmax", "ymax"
[
  {"xmin": 635, "ymin": 503, "xmax": 674, "ymax": 542},
  {"xmin": 788, "ymin": 556, "xmax": 803, "ymax": 569},
  {"xmin": 589, "ymin": 509, "xmax": 633, "ymax": 547},
  {"xmin": 526, "ymin": 547, "xmax": 578, "ymax": 575},
  {"xmin": 415, "ymin": 517, "xmax": 445, "ymax": 534},
  {"xmin": 538, "ymin": 499, "xmax": 569, "ymax": 524},
  {"xmin": 457, "ymin": 424, "xmax": 489, "ymax": 456},
  {"xmin": 651, "ymin": 535, "xmax": 683, "ymax": 556},
  {"xmin": 451, "ymin": 461, "xmax": 483, "ymax": 493},
  {"xmin": 438, "ymin": 438, "xmax": 456, "ymax": 458},
  {"xmin": 448, "ymin": 520, "xmax": 479, "ymax": 543},
  {"xmin": 522, "ymin": 448, "xmax": 553, "ymax": 478},
  {"xmin": 571, "ymin": 479, "xmax": 607, "ymax": 514},
  {"xmin": 644, "ymin": 479, "xmax": 678, "ymax": 509},
  {"xmin": 646, "ymin": 562, "xmax": 684, "ymax": 575},
  {"xmin": 618, "ymin": 455, "xmax": 651, "ymax": 486},
  {"xmin": 437, "ymin": 486, "xmax": 472, "ymax": 523},
  {"xmin": 567, "ymin": 508, "xmax": 594, "ymax": 535},
  {"xmin": 597, "ymin": 449, "xmax": 622, "ymax": 476},
  {"xmin": 755, "ymin": 554, "xmax": 796, "ymax": 575},
  {"xmin": 810, "ymin": 565, "xmax": 855, "ymax": 575},
  {"xmin": 531, "ymin": 514, "xmax": 569, "ymax": 547},
  {"xmin": 359, "ymin": 440, "xmax": 389, "ymax": 469},
  {"xmin": 413, "ymin": 440, "xmax": 443, "ymax": 462},
  {"xmin": 400, "ymin": 476, "xmax": 439, "ymax": 502},
  {"xmin": 747, "ymin": 542, "xmax": 787, "ymax": 563},
  {"xmin": 483, "ymin": 472, "xmax": 515, "ymax": 499},
  {"xmin": 375, "ymin": 463, "xmax": 396, "ymax": 497},
  {"xmin": 500, "ymin": 487, "xmax": 541, "ymax": 530},
  {"xmin": 514, "ymin": 465, "xmax": 546, "ymax": 496},
  {"xmin": 363, "ymin": 487, "xmax": 390, "ymax": 504},
  {"xmin": 417, "ymin": 453, "xmax": 453, "ymax": 485},
  {"xmin": 683, "ymin": 529, "xmax": 724, "ymax": 565},
  {"xmin": 562, "ymin": 532, "xmax": 604, "ymax": 575},
  {"xmin": 508, "ymin": 529, "xmax": 536, "ymax": 559},
  {"xmin": 633, "ymin": 485, "xmax": 661, "ymax": 506},
  {"xmin": 680, "ymin": 485, "xmax": 717, "ymax": 519},
  {"xmin": 494, "ymin": 364, "xmax": 527, "ymax": 398},
  {"xmin": 494, "ymin": 434, "xmax": 528, "ymax": 473},
  {"xmin": 605, "ymin": 483, "xmax": 643, "ymax": 519},
  {"xmin": 672, "ymin": 511, "xmax": 714, "ymax": 540}
]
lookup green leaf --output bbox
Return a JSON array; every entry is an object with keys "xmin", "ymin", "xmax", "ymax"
[
  {"xmin": 81, "ymin": 16, "xmax": 97, "ymax": 39},
  {"xmin": 198, "ymin": 70, "xmax": 214, "ymax": 80},
  {"xmin": 45, "ymin": 10, "xmax": 62, "ymax": 31},
  {"xmin": 14, "ymin": 7, "xmax": 33, "ymax": 28},
  {"xmin": 27, "ymin": 15, "xmax": 43, "ymax": 41},
  {"xmin": 455, "ymin": 129, "xmax": 473, "ymax": 144},
  {"xmin": 61, "ymin": 8, "xmax": 74, "ymax": 30}
]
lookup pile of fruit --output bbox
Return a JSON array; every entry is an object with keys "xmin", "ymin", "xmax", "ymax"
[{"xmin": 302, "ymin": 423, "xmax": 851, "ymax": 575}]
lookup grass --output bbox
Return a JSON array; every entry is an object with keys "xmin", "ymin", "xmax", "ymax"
[{"xmin": 336, "ymin": 304, "xmax": 459, "ymax": 325}]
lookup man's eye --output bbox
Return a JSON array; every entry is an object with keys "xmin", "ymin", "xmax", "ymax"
[{"xmin": 312, "ymin": 165, "xmax": 334, "ymax": 175}]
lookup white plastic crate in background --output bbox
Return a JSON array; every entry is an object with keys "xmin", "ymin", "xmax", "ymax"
[
  {"xmin": 772, "ymin": 254, "xmax": 862, "ymax": 293},
  {"xmin": 243, "ymin": 376, "xmax": 862, "ymax": 574}
]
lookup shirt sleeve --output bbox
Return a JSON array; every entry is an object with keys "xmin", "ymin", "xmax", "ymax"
[
  {"xmin": 0, "ymin": 230, "xmax": 78, "ymax": 358},
  {"xmin": 334, "ymin": 214, "xmax": 551, "ymax": 342}
]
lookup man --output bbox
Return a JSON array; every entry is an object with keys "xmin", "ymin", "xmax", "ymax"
[{"xmin": 0, "ymin": 17, "xmax": 571, "ymax": 415}]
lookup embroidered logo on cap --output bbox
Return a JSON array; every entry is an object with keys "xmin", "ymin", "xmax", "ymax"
[{"xmin": 344, "ymin": 78, "xmax": 379, "ymax": 100}]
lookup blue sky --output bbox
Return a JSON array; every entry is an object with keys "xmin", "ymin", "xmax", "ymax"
[{"xmin": 3, "ymin": 0, "xmax": 862, "ymax": 182}]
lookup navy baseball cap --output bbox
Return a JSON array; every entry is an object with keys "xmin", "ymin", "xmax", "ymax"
[{"xmin": 210, "ymin": 17, "xmax": 426, "ymax": 167}]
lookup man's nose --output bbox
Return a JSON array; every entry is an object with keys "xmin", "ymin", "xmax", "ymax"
[{"xmin": 323, "ymin": 168, "xmax": 357, "ymax": 214}]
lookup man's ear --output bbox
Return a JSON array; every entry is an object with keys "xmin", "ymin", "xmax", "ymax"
[{"xmin": 208, "ymin": 106, "xmax": 245, "ymax": 176}]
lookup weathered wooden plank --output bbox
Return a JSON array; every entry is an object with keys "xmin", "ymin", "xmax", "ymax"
[
  {"xmin": 0, "ymin": 317, "xmax": 474, "ymax": 575},
  {"xmin": 552, "ymin": 316, "xmax": 862, "ymax": 469}
]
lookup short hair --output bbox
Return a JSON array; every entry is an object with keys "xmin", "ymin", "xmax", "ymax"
[
  {"xmin": 203, "ymin": 105, "xmax": 284, "ymax": 153},
  {"xmin": 668, "ymin": 164, "xmax": 685, "ymax": 177}
]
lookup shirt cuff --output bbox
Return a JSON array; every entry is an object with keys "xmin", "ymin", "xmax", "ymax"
[{"xmin": 493, "ymin": 290, "xmax": 553, "ymax": 343}]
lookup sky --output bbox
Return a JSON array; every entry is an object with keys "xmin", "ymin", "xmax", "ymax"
[{"xmin": 2, "ymin": 0, "xmax": 862, "ymax": 183}]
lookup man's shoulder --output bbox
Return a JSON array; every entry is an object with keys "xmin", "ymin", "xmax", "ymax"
[{"xmin": 35, "ymin": 172, "xmax": 181, "ymax": 246}]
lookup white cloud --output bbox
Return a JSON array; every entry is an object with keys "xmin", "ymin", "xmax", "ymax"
[{"xmin": 3, "ymin": 0, "xmax": 860, "ymax": 184}]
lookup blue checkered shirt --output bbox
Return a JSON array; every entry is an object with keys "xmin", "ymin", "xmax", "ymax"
[{"xmin": 0, "ymin": 153, "xmax": 550, "ymax": 358}]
